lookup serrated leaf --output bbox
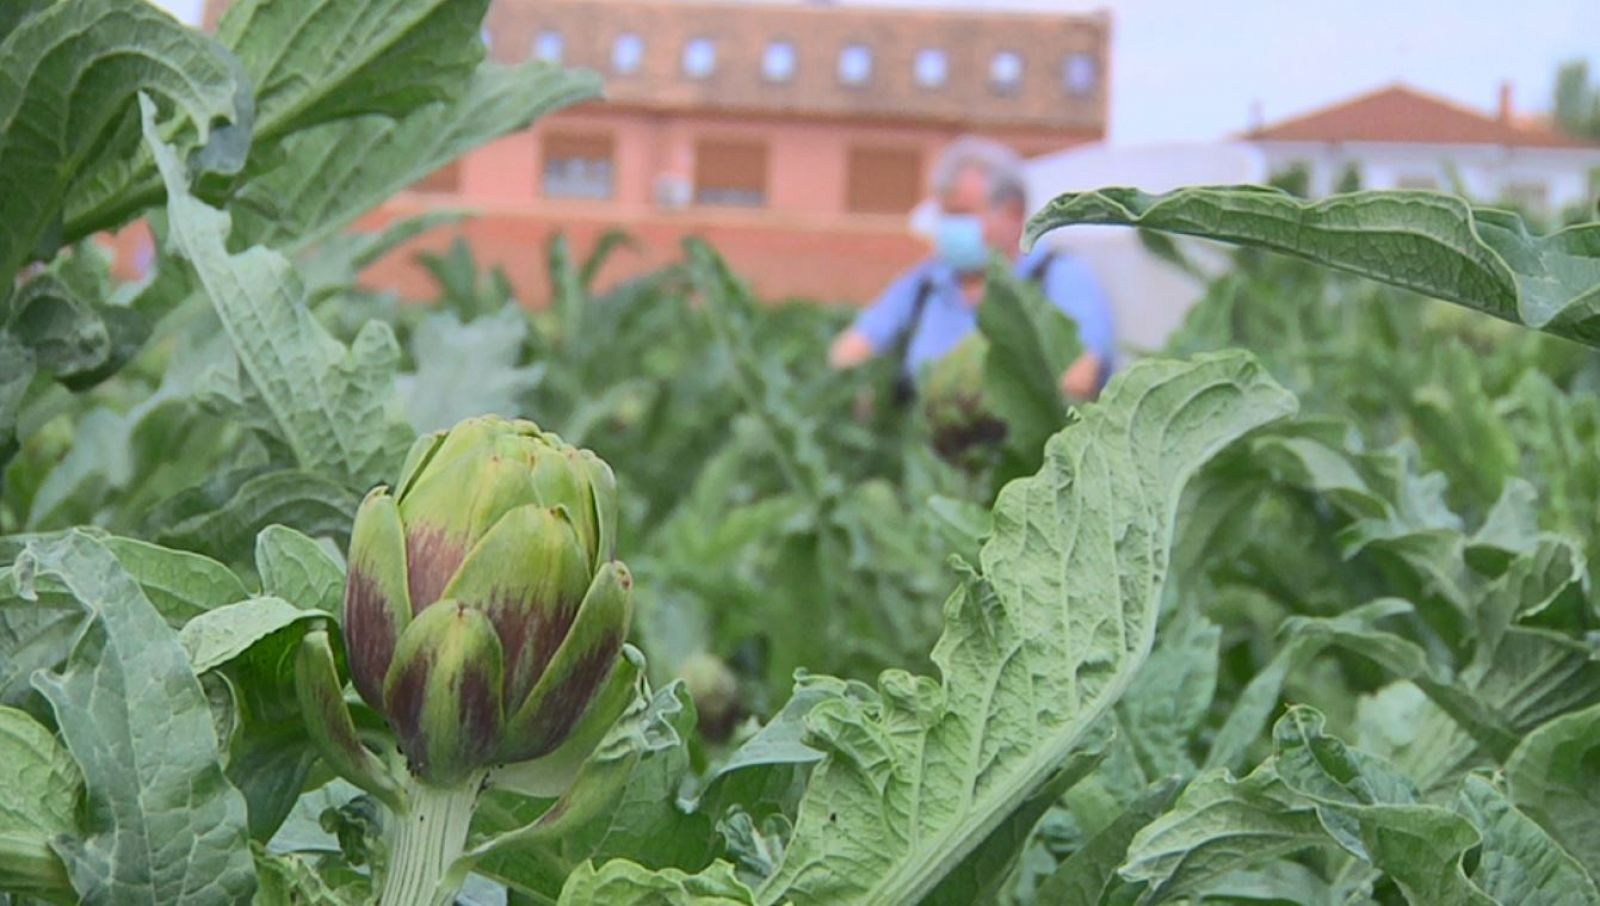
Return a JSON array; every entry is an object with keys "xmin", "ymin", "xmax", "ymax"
[
  {"xmin": 1026, "ymin": 186, "xmax": 1600, "ymax": 347},
  {"xmin": 757, "ymin": 353, "xmax": 1296, "ymax": 905},
  {"xmin": 0, "ymin": 0, "xmax": 246, "ymax": 284},
  {"xmin": 255, "ymin": 525, "xmax": 345, "ymax": 613},
  {"xmin": 25, "ymin": 530, "xmax": 255, "ymax": 905},
  {"xmin": 142, "ymin": 97, "xmax": 411, "ymax": 489},
  {"xmin": 399, "ymin": 308, "xmax": 544, "ymax": 434}
]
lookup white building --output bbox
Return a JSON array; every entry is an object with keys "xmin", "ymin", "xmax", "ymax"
[{"xmin": 1241, "ymin": 83, "xmax": 1600, "ymax": 216}]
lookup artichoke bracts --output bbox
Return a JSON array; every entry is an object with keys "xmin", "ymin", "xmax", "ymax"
[
  {"xmin": 334, "ymin": 416, "xmax": 634, "ymax": 787},
  {"xmin": 920, "ymin": 335, "xmax": 1007, "ymax": 467}
]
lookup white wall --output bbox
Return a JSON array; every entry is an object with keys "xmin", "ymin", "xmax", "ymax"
[
  {"xmin": 1019, "ymin": 142, "xmax": 1268, "ymax": 353},
  {"xmin": 1253, "ymin": 141, "xmax": 1600, "ymax": 212}
]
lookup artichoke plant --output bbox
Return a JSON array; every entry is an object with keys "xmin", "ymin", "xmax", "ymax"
[{"xmin": 295, "ymin": 416, "xmax": 638, "ymax": 904}]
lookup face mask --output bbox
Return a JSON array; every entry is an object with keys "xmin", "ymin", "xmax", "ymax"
[{"xmin": 933, "ymin": 214, "xmax": 989, "ymax": 274}]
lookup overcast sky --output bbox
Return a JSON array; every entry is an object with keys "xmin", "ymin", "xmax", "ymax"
[{"xmin": 155, "ymin": 0, "xmax": 1600, "ymax": 144}]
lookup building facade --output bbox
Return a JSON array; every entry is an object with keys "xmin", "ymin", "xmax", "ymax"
[
  {"xmin": 359, "ymin": 0, "xmax": 1111, "ymax": 302},
  {"xmin": 1242, "ymin": 84, "xmax": 1600, "ymax": 217}
]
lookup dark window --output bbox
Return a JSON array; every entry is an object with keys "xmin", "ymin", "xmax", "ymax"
[
  {"xmin": 694, "ymin": 139, "xmax": 767, "ymax": 207},
  {"xmin": 846, "ymin": 147, "xmax": 923, "ymax": 214},
  {"xmin": 542, "ymin": 132, "xmax": 614, "ymax": 200}
]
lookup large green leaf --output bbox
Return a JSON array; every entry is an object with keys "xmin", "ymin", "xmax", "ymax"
[
  {"xmin": 0, "ymin": 0, "xmax": 246, "ymax": 285},
  {"xmin": 1026, "ymin": 186, "xmax": 1600, "ymax": 346},
  {"xmin": 1456, "ymin": 774, "xmax": 1600, "ymax": 905},
  {"xmin": 143, "ymin": 98, "xmax": 412, "ymax": 489},
  {"xmin": 0, "ymin": 706, "xmax": 79, "ymax": 901},
  {"xmin": 215, "ymin": 0, "xmax": 486, "ymax": 142},
  {"xmin": 62, "ymin": 0, "xmax": 491, "ymax": 242},
  {"xmin": 558, "ymin": 860, "xmax": 755, "ymax": 905},
  {"xmin": 255, "ymin": 525, "xmax": 344, "ymax": 613},
  {"xmin": 236, "ymin": 61, "xmax": 601, "ymax": 252},
  {"xmin": 976, "ymin": 260, "xmax": 1081, "ymax": 470},
  {"xmin": 756, "ymin": 353, "xmax": 1296, "ymax": 904},
  {"xmin": 1505, "ymin": 701, "xmax": 1600, "ymax": 884},
  {"xmin": 24, "ymin": 530, "xmax": 255, "ymax": 905}
]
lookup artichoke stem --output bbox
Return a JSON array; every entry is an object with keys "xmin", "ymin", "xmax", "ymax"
[{"xmin": 380, "ymin": 773, "xmax": 484, "ymax": 906}]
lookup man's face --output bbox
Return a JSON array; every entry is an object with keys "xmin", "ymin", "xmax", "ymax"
[{"xmin": 941, "ymin": 165, "xmax": 1026, "ymax": 258}]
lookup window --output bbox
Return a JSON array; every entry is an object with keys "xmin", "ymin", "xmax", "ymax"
[
  {"xmin": 694, "ymin": 139, "xmax": 767, "ymax": 207},
  {"xmin": 1395, "ymin": 174, "xmax": 1439, "ymax": 191},
  {"xmin": 1063, "ymin": 52, "xmax": 1097, "ymax": 96},
  {"xmin": 682, "ymin": 37, "xmax": 716, "ymax": 79},
  {"xmin": 480, "ymin": 28, "xmax": 492, "ymax": 50},
  {"xmin": 533, "ymin": 30, "xmax": 563, "ymax": 64},
  {"xmin": 838, "ymin": 44, "xmax": 872, "ymax": 86},
  {"xmin": 913, "ymin": 48, "xmax": 947, "ymax": 88},
  {"xmin": 846, "ymin": 146, "xmax": 922, "ymax": 214},
  {"xmin": 763, "ymin": 40, "xmax": 797, "ymax": 82},
  {"xmin": 989, "ymin": 51, "xmax": 1023, "ymax": 93},
  {"xmin": 612, "ymin": 33, "xmax": 644, "ymax": 74},
  {"xmin": 541, "ymin": 132, "xmax": 614, "ymax": 200},
  {"xmin": 412, "ymin": 161, "xmax": 460, "ymax": 194}
]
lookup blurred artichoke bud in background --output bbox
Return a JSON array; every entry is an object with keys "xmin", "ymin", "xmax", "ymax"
[
  {"xmin": 342, "ymin": 416, "xmax": 632, "ymax": 785},
  {"xmin": 679, "ymin": 652, "xmax": 742, "ymax": 742}
]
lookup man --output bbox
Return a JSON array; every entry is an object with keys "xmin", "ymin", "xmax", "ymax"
[{"xmin": 828, "ymin": 137, "xmax": 1114, "ymax": 401}]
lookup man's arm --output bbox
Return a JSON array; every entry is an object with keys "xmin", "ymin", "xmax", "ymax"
[
  {"xmin": 829, "ymin": 330, "xmax": 876, "ymax": 369},
  {"xmin": 827, "ymin": 267, "xmax": 926, "ymax": 370},
  {"xmin": 1043, "ymin": 256, "xmax": 1116, "ymax": 400}
]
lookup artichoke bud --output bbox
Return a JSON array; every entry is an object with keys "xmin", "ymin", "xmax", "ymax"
[
  {"xmin": 340, "ymin": 416, "xmax": 634, "ymax": 785},
  {"xmin": 383, "ymin": 600, "xmax": 504, "ymax": 786}
]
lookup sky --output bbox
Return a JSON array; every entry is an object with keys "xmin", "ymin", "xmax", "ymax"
[{"xmin": 155, "ymin": 0, "xmax": 1600, "ymax": 145}]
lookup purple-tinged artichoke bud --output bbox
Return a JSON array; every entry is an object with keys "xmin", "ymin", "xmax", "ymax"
[{"xmin": 340, "ymin": 416, "xmax": 633, "ymax": 785}]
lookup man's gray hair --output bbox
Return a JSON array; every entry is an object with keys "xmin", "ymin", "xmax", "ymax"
[{"xmin": 930, "ymin": 135, "xmax": 1027, "ymax": 209}]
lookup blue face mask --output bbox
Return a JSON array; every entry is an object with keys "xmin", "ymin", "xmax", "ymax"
[{"xmin": 933, "ymin": 214, "xmax": 989, "ymax": 274}]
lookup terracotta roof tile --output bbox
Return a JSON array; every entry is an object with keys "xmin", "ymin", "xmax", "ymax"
[{"xmin": 1244, "ymin": 83, "xmax": 1589, "ymax": 149}]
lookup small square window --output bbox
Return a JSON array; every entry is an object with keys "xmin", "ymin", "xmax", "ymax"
[
  {"xmin": 613, "ymin": 33, "xmax": 644, "ymax": 74},
  {"xmin": 913, "ymin": 48, "xmax": 947, "ymax": 88},
  {"xmin": 990, "ymin": 51, "xmax": 1023, "ymax": 92},
  {"xmin": 533, "ymin": 30, "xmax": 563, "ymax": 64},
  {"xmin": 683, "ymin": 37, "xmax": 717, "ymax": 79},
  {"xmin": 839, "ymin": 44, "xmax": 872, "ymax": 86},
  {"xmin": 1063, "ymin": 52, "xmax": 1097, "ymax": 96},
  {"xmin": 763, "ymin": 40, "xmax": 797, "ymax": 82}
]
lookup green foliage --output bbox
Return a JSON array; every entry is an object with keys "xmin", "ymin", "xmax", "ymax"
[{"xmin": 5, "ymin": 0, "xmax": 1600, "ymax": 900}]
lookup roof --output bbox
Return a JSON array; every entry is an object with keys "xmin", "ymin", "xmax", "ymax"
[
  {"xmin": 1243, "ymin": 84, "xmax": 1589, "ymax": 149},
  {"xmin": 486, "ymin": 0, "xmax": 1110, "ymax": 132}
]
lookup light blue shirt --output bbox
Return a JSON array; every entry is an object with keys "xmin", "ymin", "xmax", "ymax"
[{"xmin": 851, "ymin": 249, "xmax": 1117, "ymax": 384}]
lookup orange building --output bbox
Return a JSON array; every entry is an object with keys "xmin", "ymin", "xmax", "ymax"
[{"xmin": 204, "ymin": 0, "xmax": 1111, "ymax": 303}]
